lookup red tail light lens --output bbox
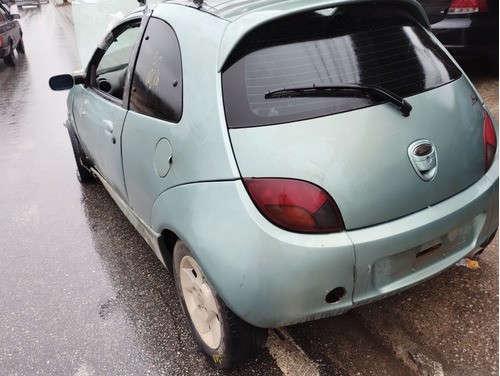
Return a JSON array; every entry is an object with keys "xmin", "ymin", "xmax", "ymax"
[
  {"xmin": 449, "ymin": 0, "xmax": 489, "ymax": 14},
  {"xmin": 243, "ymin": 178, "xmax": 344, "ymax": 233},
  {"xmin": 483, "ymin": 111, "xmax": 497, "ymax": 172}
]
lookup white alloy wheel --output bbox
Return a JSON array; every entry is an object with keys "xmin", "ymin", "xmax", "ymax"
[
  {"xmin": 179, "ymin": 254, "xmax": 222, "ymax": 349},
  {"xmin": 173, "ymin": 239, "xmax": 268, "ymax": 368}
]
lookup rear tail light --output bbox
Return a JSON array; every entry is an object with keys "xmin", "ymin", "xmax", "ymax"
[
  {"xmin": 483, "ymin": 111, "xmax": 497, "ymax": 172},
  {"xmin": 243, "ymin": 178, "xmax": 344, "ymax": 233},
  {"xmin": 449, "ymin": 0, "xmax": 489, "ymax": 14}
]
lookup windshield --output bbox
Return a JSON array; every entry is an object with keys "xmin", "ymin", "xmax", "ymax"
[{"xmin": 222, "ymin": 4, "xmax": 462, "ymax": 128}]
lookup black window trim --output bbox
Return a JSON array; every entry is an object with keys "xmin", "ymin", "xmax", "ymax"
[
  {"xmin": 84, "ymin": 16, "xmax": 147, "ymax": 108},
  {"xmin": 127, "ymin": 15, "xmax": 184, "ymax": 124}
]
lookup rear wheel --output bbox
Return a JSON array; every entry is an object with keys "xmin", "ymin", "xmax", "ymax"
[
  {"xmin": 4, "ymin": 42, "xmax": 16, "ymax": 67},
  {"xmin": 67, "ymin": 126, "xmax": 94, "ymax": 183},
  {"xmin": 173, "ymin": 240, "xmax": 268, "ymax": 369}
]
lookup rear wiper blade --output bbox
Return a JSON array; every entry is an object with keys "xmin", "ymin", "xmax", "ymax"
[{"xmin": 265, "ymin": 83, "xmax": 412, "ymax": 117}]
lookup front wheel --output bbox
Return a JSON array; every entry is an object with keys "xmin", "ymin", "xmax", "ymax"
[
  {"xmin": 67, "ymin": 126, "xmax": 94, "ymax": 183},
  {"xmin": 173, "ymin": 240, "xmax": 268, "ymax": 369}
]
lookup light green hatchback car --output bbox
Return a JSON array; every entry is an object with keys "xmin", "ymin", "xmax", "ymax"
[{"xmin": 50, "ymin": 0, "xmax": 499, "ymax": 368}]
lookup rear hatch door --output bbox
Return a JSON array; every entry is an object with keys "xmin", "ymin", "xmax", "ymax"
[
  {"xmin": 228, "ymin": 78, "xmax": 485, "ymax": 230},
  {"xmin": 222, "ymin": 2, "xmax": 485, "ymax": 230}
]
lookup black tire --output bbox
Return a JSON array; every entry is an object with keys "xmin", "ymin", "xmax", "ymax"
[
  {"xmin": 4, "ymin": 42, "xmax": 16, "ymax": 67},
  {"xmin": 173, "ymin": 240, "xmax": 268, "ymax": 369},
  {"xmin": 17, "ymin": 38, "xmax": 25, "ymax": 54},
  {"xmin": 67, "ymin": 126, "xmax": 94, "ymax": 183}
]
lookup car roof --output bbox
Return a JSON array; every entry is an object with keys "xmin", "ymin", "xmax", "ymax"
[
  {"xmin": 167, "ymin": 0, "xmax": 329, "ymax": 19},
  {"xmin": 150, "ymin": 0, "xmax": 430, "ymax": 71},
  {"xmin": 157, "ymin": 0, "xmax": 428, "ymax": 23}
]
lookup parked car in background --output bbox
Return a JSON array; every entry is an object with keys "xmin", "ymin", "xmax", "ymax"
[
  {"xmin": 0, "ymin": 2, "xmax": 23, "ymax": 66},
  {"xmin": 417, "ymin": 0, "xmax": 499, "ymax": 71},
  {"xmin": 49, "ymin": 0, "xmax": 499, "ymax": 369},
  {"xmin": 15, "ymin": 0, "xmax": 41, "ymax": 9}
]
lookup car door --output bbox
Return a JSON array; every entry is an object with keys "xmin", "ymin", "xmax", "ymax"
[
  {"xmin": 0, "ymin": 4, "xmax": 18, "ymax": 46},
  {"xmin": 121, "ymin": 17, "xmax": 183, "ymax": 223},
  {"xmin": 0, "ymin": 6, "xmax": 8, "ymax": 40},
  {"xmin": 74, "ymin": 18, "xmax": 142, "ymax": 200}
]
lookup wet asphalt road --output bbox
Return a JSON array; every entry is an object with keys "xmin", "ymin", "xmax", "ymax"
[{"xmin": 0, "ymin": 2, "xmax": 498, "ymax": 376}]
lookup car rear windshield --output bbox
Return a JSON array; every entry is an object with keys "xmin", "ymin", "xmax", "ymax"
[{"xmin": 221, "ymin": 4, "xmax": 462, "ymax": 128}]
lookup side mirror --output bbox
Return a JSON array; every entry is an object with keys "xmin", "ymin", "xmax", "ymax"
[
  {"xmin": 11, "ymin": 14, "xmax": 20, "ymax": 20},
  {"xmin": 49, "ymin": 72, "xmax": 85, "ymax": 91}
]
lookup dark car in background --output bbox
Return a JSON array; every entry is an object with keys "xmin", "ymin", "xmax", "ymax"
[
  {"xmin": 0, "ymin": 2, "xmax": 23, "ymax": 66},
  {"xmin": 418, "ymin": 0, "xmax": 499, "ymax": 71}
]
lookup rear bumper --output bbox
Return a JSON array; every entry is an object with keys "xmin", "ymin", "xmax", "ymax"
[
  {"xmin": 152, "ymin": 162, "xmax": 498, "ymax": 328},
  {"xmin": 16, "ymin": 0, "xmax": 40, "ymax": 6},
  {"xmin": 350, "ymin": 175, "xmax": 497, "ymax": 308}
]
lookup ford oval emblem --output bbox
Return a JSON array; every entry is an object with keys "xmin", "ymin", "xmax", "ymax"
[
  {"xmin": 412, "ymin": 143, "xmax": 433, "ymax": 157},
  {"xmin": 408, "ymin": 140, "xmax": 438, "ymax": 182}
]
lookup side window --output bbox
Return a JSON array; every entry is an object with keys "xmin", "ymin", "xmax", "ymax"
[
  {"xmin": 0, "ymin": 8, "xmax": 6, "ymax": 22},
  {"xmin": 129, "ymin": 18, "xmax": 182, "ymax": 123},
  {"xmin": 89, "ymin": 20, "xmax": 141, "ymax": 101}
]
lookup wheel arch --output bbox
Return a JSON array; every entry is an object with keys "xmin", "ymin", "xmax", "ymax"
[
  {"xmin": 66, "ymin": 121, "xmax": 93, "ymax": 171},
  {"xmin": 158, "ymin": 229, "xmax": 177, "ymax": 273}
]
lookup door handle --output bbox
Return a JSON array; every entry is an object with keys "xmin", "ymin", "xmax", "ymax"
[{"xmin": 103, "ymin": 121, "xmax": 116, "ymax": 144}]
